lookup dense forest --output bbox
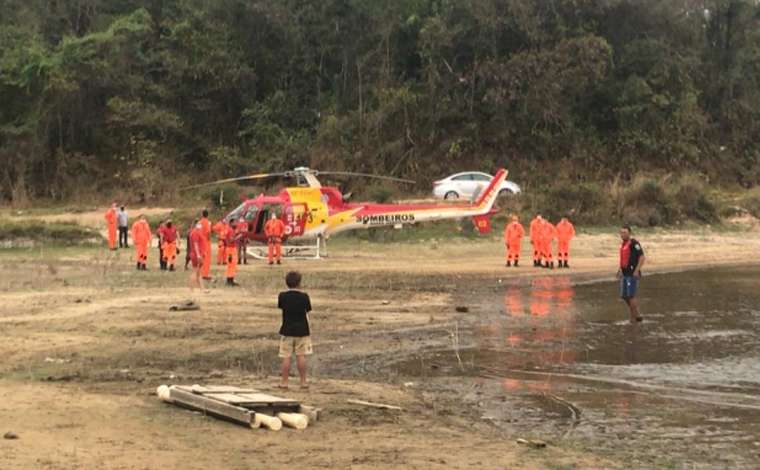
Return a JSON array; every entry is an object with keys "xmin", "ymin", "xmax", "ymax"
[{"xmin": 1, "ymin": 0, "xmax": 760, "ymax": 208}]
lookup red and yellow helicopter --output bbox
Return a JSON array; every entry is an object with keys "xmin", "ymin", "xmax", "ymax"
[{"xmin": 190, "ymin": 167, "xmax": 508, "ymax": 259}]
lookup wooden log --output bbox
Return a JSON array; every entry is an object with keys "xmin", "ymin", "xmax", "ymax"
[
  {"xmin": 347, "ymin": 399, "xmax": 403, "ymax": 411},
  {"xmin": 156, "ymin": 385, "xmax": 172, "ymax": 402},
  {"xmin": 253, "ymin": 413, "xmax": 282, "ymax": 431},
  {"xmin": 276, "ymin": 412, "xmax": 308, "ymax": 430},
  {"xmin": 298, "ymin": 405, "xmax": 322, "ymax": 423},
  {"xmin": 188, "ymin": 385, "xmax": 259, "ymax": 394},
  {"xmin": 234, "ymin": 393, "xmax": 300, "ymax": 407},
  {"xmin": 168, "ymin": 388, "xmax": 253, "ymax": 426}
]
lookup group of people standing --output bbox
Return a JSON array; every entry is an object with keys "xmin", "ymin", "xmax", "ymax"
[
  {"xmin": 503, "ymin": 213, "xmax": 576, "ymax": 269},
  {"xmin": 104, "ymin": 204, "xmax": 289, "ymax": 295}
]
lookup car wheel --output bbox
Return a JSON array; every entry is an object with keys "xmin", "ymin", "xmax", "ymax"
[
  {"xmin": 444, "ymin": 191, "xmax": 459, "ymax": 200},
  {"xmin": 498, "ymin": 189, "xmax": 514, "ymax": 197}
]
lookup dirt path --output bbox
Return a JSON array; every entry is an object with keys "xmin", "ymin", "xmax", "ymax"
[{"xmin": 1, "ymin": 222, "xmax": 759, "ymax": 469}]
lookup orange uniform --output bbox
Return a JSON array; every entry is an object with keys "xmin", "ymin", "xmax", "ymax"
[
  {"xmin": 224, "ymin": 224, "xmax": 239, "ymax": 284},
  {"xmin": 264, "ymin": 218, "xmax": 286, "ymax": 264},
  {"xmin": 104, "ymin": 204, "xmax": 117, "ymax": 250},
  {"xmin": 504, "ymin": 217, "xmax": 525, "ymax": 266},
  {"xmin": 212, "ymin": 220, "xmax": 227, "ymax": 265},
  {"xmin": 157, "ymin": 224, "xmax": 179, "ymax": 269},
  {"xmin": 200, "ymin": 217, "xmax": 212, "ymax": 278},
  {"xmin": 556, "ymin": 218, "xmax": 576, "ymax": 267},
  {"xmin": 131, "ymin": 219, "xmax": 152, "ymax": 270},
  {"xmin": 529, "ymin": 216, "xmax": 542, "ymax": 263},
  {"xmin": 539, "ymin": 220, "xmax": 557, "ymax": 267}
]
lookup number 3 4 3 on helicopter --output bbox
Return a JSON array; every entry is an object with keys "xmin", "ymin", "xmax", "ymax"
[{"xmin": 185, "ymin": 167, "xmax": 509, "ymax": 259}]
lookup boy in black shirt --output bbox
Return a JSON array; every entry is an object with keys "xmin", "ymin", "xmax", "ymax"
[{"xmin": 276, "ymin": 271, "xmax": 312, "ymax": 389}]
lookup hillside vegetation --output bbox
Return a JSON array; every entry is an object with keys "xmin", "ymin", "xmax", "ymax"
[{"xmin": 1, "ymin": 0, "xmax": 759, "ymax": 217}]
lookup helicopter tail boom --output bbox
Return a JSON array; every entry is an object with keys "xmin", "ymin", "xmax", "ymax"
[{"xmin": 472, "ymin": 168, "xmax": 508, "ymax": 214}]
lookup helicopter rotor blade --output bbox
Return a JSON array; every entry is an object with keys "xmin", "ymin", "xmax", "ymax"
[
  {"xmin": 317, "ymin": 171, "xmax": 415, "ymax": 185},
  {"xmin": 180, "ymin": 173, "xmax": 287, "ymax": 190}
]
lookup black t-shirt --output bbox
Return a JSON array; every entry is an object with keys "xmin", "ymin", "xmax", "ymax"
[
  {"xmin": 278, "ymin": 290, "xmax": 312, "ymax": 337},
  {"xmin": 620, "ymin": 238, "xmax": 644, "ymax": 276}
]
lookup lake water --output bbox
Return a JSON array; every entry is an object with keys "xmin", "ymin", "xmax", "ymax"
[{"xmin": 396, "ymin": 267, "xmax": 760, "ymax": 469}]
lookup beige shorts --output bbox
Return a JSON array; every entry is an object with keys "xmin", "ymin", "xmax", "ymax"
[{"xmin": 279, "ymin": 336, "xmax": 313, "ymax": 358}]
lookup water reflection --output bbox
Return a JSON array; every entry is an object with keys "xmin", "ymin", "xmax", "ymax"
[{"xmin": 475, "ymin": 276, "xmax": 579, "ymax": 384}]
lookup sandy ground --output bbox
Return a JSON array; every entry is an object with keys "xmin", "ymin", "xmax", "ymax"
[{"xmin": 1, "ymin": 217, "xmax": 759, "ymax": 470}]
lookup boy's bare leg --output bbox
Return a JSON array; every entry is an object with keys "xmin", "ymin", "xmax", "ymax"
[
  {"xmin": 190, "ymin": 269, "xmax": 197, "ymax": 296},
  {"xmin": 296, "ymin": 355, "xmax": 307, "ymax": 387},
  {"xmin": 198, "ymin": 268, "xmax": 206, "ymax": 292},
  {"xmin": 279, "ymin": 357, "xmax": 291, "ymax": 387}
]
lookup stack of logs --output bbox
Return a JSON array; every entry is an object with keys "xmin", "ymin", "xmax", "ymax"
[{"xmin": 157, "ymin": 385, "xmax": 321, "ymax": 431}]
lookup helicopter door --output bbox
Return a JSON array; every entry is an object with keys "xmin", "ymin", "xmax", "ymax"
[
  {"xmin": 254, "ymin": 208, "xmax": 269, "ymax": 234},
  {"xmin": 254, "ymin": 204, "xmax": 283, "ymax": 235},
  {"xmin": 284, "ymin": 203, "xmax": 308, "ymax": 238}
]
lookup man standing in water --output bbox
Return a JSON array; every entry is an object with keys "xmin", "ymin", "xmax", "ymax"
[{"xmin": 618, "ymin": 225, "xmax": 645, "ymax": 322}]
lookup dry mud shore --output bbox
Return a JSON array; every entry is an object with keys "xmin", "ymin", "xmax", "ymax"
[{"xmin": 2, "ymin": 226, "xmax": 759, "ymax": 470}]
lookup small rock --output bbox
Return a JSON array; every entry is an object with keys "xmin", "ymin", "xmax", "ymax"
[
  {"xmin": 403, "ymin": 382, "xmax": 414, "ymax": 388},
  {"xmin": 381, "ymin": 300, "xmax": 390, "ymax": 305},
  {"xmin": 455, "ymin": 306, "xmax": 469, "ymax": 313},
  {"xmin": 4, "ymin": 431, "xmax": 19, "ymax": 440}
]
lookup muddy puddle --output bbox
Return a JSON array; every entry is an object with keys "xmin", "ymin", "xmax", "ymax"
[{"xmin": 393, "ymin": 267, "xmax": 760, "ymax": 469}]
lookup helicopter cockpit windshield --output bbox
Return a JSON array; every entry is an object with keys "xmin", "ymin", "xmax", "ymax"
[{"xmin": 226, "ymin": 202, "xmax": 246, "ymax": 223}]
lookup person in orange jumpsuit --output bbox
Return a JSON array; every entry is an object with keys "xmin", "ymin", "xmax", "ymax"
[
  {"xmin": 503, "ymin": 215, "xmax": 525, "ymax": 267},
  {"xmin": 212, "ymin": 219, "xmax": 227, "ymax": 265},
  {"xmin": 200, "ymin": 210, "xmax": 212, "ymax": 280},
  {"xmin": 540, "ymin": 218, "xmax": 558, "ymax": 269},
  {"xmin": 224, "ymin": 219, "xmax": 242, "ymax": 286},
  {"xmin": 157, "ymin": 219, "xmax": 180, "ymax": 271},
  {"xmin": 188, "ymin": 219, "xmax": 207, "ymax": 295},
  {"xmin": 555, "ymin": 216, "xmax": 576, "ymax": 269},
  {"xmin": 104, "ymin": 202, "xmax": 117, "ymax": 251},
  {"xmin": 529, "ymin": 213, "xmax": 543, "ymax": 267},
  {"xmin": 131, "ymin": 215, "xmax": 152, "ymax": 271},
  {"xmin": 264, "ymin": 212, "xmax": 286, "ymax": 265}
]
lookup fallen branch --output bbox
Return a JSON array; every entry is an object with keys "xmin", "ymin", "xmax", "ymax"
[
  {"xmin": 516, "ymin": 438, "xmax": 546, "ymax": 448},
  {"xmin": 347, "ymin": 399, "xmax": 403, "ymax": 411}
]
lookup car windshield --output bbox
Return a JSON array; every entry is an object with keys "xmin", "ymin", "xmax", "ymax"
[
  {"xmin": 451, "ymin": 174, "xmax": 472, "ymax": 181},
  {"xmin": 471, "ymin": 173, "xmax": 492, "ymax": 182}
]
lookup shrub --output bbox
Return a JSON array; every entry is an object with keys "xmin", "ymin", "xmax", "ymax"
[
  {"xmin": 369, "ymin": 184, "xmax": 396, "ymax": 203},
  {"xmin": 740, "ymin": 188, "xmax": 760, "ymax": 219},
  {"xmin": 543, "ymin": 182, "xmax": 608, "ymax": 224},
  {"xmin": 201, "ymin": 184, "xmax": 246, "ymax": 212},
  {"xmin": 618, "ymin": 175, "xmax": 676, "ymax": 226},
  {"xmin": 671, "ymin": 177, "xmax": 718, "ymax": 223}
]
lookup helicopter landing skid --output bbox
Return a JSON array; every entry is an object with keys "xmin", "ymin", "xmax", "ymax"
[{"xmin": 245, "ymin": 236, "xmax": 327, "ymax": 260}]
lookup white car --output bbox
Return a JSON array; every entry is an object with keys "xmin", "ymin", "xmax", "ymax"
[{"xmin": 433, "ymin": 172, "xmax": 521, "ymax": 200}]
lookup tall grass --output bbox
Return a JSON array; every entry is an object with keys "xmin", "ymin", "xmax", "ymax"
[
  {"xmin": 0, "ymin": 220, "xmax": 101, "ymax": 246},
  {"xmin": 520, "ymin": 172, "xmax": 721, "ymax": 227}
]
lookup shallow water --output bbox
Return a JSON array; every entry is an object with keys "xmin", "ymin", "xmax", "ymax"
[{"xmin": 396, "ymin": 267, "xmax": 760, "ymax": 469}]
